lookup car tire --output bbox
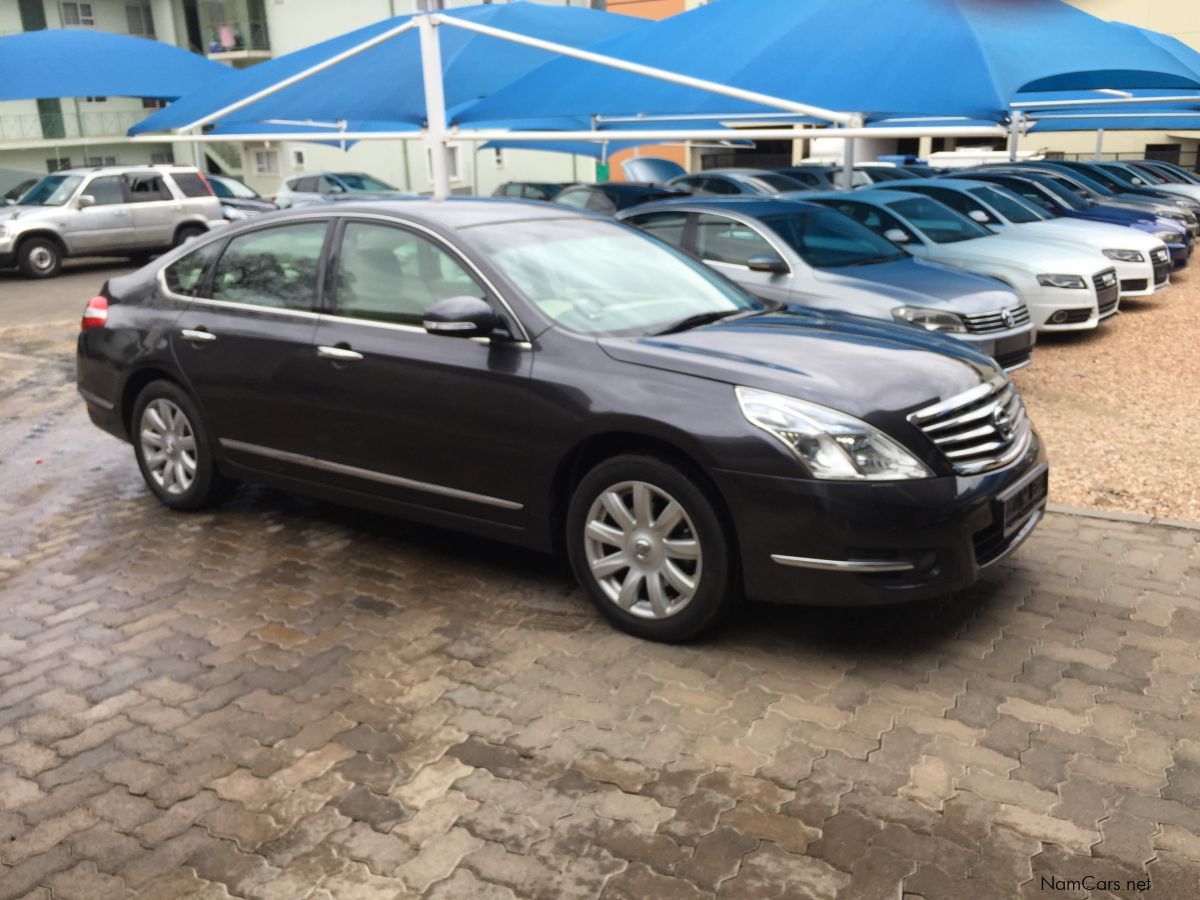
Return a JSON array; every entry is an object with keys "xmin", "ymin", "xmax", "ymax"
[
  {"xmin": 17, "ymin": 237, "xmax": 63, "ymax": 279},
  {"xmin": 173, "ymin": 224, "xmax": 207, "ymax": 247},
  {"xmin": 566, "ymin": 454, "xmax": 736, "ymax": 642},
  {"xmin": 132, "ymin": 380, "xmax": 231, "ymax": 511}
]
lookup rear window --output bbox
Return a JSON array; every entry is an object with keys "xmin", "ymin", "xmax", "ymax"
[{"xmin": 170, "ymin": 172, "xmax": 212, "ymax": 198}]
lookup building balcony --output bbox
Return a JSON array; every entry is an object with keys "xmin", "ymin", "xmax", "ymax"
[
  {"xmin": 202, "ymin": 19, "xmax": 271, "ymax": 63},
  {"xmin": 0, "ymin": 110, "xmax": 146, "ymax": 148}
]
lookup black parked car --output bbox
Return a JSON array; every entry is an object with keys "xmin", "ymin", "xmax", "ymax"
[
  {"xmin": 553, "ymin": 182, "xmax": 685, "ymax": 215},
  {"xmin": 77, "ymin": 200, "xmax": 1048, "ymax": 642}
]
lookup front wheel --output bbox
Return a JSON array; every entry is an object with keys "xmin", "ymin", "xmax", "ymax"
[
  {"xmin": 132, "ymin": 381, "xmax": 231, "ymax": 510},
  {"xmin": 566, "ymin": 455, "xmax": 736, "ymax": 642},
  {"xmin": 17, "ymin": 237, "xmax": 62, "ymax": 278},
  {"xmin": 173, "ymin": 224, "xmax": 207, "ymax": 247}
]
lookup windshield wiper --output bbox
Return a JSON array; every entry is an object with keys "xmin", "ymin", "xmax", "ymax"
[{"xmin": 652, "ymin": 307, "xmax": 765, "ymax": 336}]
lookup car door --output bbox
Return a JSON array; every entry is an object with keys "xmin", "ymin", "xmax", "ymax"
[
  {"xmin": 169, "ymin": 219, "xmax": 331, "ymax": 477},
  {"xmin": 309, "ymin": 217, "xmax": 533, "ymax": 526},
  {"xmin": 692, "ymin": 212, "xmax": 793, "ymax": 302},
  {"xmin": 61, "ymin": 174, "xmax": 133, "ymax": 253},
  {"xmin": 124, "ymin": 172, "xmax": 180, "ymax": 248}
]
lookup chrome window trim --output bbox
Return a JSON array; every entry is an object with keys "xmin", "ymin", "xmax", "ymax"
[
  {"xmin": 770, "ymin": 555, "xmax": 915, "ymax": 573},
  {"xmin": 219, "ymin": 438, "xmax": 524, "ymax": 511}
]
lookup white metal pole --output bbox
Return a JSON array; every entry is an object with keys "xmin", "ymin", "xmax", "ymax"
[
  {"xmin": 418, "ymin": 16, "xmax": 452, "ymax": 200},
  {"xmin": 1007, "ymin": 111, "xmax": 1023, "ymax": 162},
  {"xmin": 1095, "ymin": 128, "xmax": 1105, "ymax": 161},
  {"xmin": 842, "ymin": 137, "xmax": 856, "ymax": 188}
]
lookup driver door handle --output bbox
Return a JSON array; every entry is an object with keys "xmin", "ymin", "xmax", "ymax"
[
  {"xmin": 317, "ymin": 345, "xmax": 363, "ymax": 362},
  {"xmin": 180, "ymin": 328, "xmax": 216, "ymax": 343}
]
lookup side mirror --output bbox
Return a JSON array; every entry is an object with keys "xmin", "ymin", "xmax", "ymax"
[
  {"xmin": 747, "ymin": 253, "xmax": 788, "ymax": 274},
  {"xmin": 884, "ymin": 228, "xmax": 912, "ymax": 244},
  {"xmin": 968, "ymin": 209, "xmax": 992, "ymax": 224},
  {"xmin": 77, "ymin": 195, "xmax": 95, "ymax": 209},
  {"xmin": 423, "ymin": 295, "xmax": 496, "ymax": 339}
]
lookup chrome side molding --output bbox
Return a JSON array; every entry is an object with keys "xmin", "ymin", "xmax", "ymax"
[{"xmin": 770, "ymin": 555, "xmax": 915, "ymax": 573}]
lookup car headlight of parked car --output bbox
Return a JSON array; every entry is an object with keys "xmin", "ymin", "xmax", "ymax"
[
  {"xmin": 735, "ymin": 387, "xmax": 932, "ymax": 481},
  {"xmin": 1154, "ymin": 230, "xmax": 1180, "ymax": 244},
  {"xmin": 1037, "ymin": 274, "xmax": 1088, "ymax": 290},
  {"xmin": 1101, "ymin": 249, "xmax": 1144, "ymax": 263},
  {"xmin": 891, "ymin": 306, "xmax": 968, "ymax": 334},
  {"xmin": 221, "ymin": 205, "xmax": 251, "ymax": 220}
]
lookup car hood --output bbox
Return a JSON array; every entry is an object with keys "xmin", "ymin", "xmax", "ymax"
[
  {"xmin": 930, "ymin": 233, "xmax": 1106, "ymax": 274},
  {"xmin": 0, "ymin": 204, "xmax": 64, "ymax": 222},
  {"xmin": 1077, "ymin": 205, "xmax": 1158, "ymax": 227},
  {"xmin": 1016, "ymin": 219, "xmax": 1160, "ymax": 251},
  {"xmin": 811, "ymin": 257, "xmax": 1019, "ymax": 314},
  {"xmin": 599, "ymin": 308, "xmax": 994, "ymax": 422},
  {"xmin": 219, "ymin": 197, "xmax": 277, "ymax": 212}
]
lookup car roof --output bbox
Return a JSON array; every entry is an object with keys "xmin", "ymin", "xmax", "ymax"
[
  {"xmin": 567, "ymin": 182, "xmax": 673, "ymax": 196},
  {"xmin": 683, "ymin": 168, "xmax": 778, "ymax": 177},
  {"xmin": 801, "ymin": 189, "xmax": 919, "ymax": 205},
  {"xmin": 53, "ymin": 165, "xmax": 199, "ymax": 177},
  {"xmin": 260, "ymin": 197, "xmax": 595, "ymax": 230},
  {"xmin": 620, "ymin": 195, "xmax": 822, "ymax": 216},
  {"xmin": 880, "ymin": 177, "xmax": 991, "ymax": 191}
]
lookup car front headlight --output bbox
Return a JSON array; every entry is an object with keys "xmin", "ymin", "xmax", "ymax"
[
  {"xmin": 1037, "ymin": 274, "xmax": 1088, "ymax": 290},
  {"xmin": 1155, "ymin": 230, "xmax": 1180, "ymax": 244},
  {"xmin": 735, "ymin": 386, "xmax": 932, "ymax": 481},
  {"xmin": 892, "ymin": 306, "xmax": 967, "ymax": 334},
  {"xmin": 221, "ymin": 205, "xmax": 250, "ymax": 220},
  {"xmin": 1102, "ymin": 249, "xmax": 1144, "ymax": 263}
]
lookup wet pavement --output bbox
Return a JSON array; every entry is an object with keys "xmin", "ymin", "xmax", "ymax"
[{"xmin": 1, "ymin": 321, "xmax": 1199, "ymax": 899}]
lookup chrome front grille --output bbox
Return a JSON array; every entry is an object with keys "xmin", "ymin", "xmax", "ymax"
[
  {"xmin": 1093, "ymin": 268, "xmax": 1120, "ymax": 317},
  {"xmin": 964, "ymin": 304, "xmax": 1031, "ymax": 335},
  {"xmin": 908, "ymin": 377, "xmax": 1032, "ymax": 476}
]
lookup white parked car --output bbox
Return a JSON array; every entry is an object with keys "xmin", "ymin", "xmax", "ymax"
[
  {"xmin": 881, "ymin": 178, "xmax": 1171, "ymax": 298},
  {"xmin": 809, "ymin": 190, "xmax": 1120, "ymax": 332},
  {"xmin": 274, "ymin": 172, "xmax": 410, "ymax": 208}
]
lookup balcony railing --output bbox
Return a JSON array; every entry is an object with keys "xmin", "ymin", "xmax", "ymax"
[
  {"xmin": 0, "ymin": 110, "xmax": 146, "ymax": 144},
  {"xmin": 203, "ymin": 20, "xmax": 270, "ymax": 54}
]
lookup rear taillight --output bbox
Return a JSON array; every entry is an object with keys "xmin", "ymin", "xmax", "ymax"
[{"xmin": 81, "ymin": 296, "xmax": 108, "ymax": 330}]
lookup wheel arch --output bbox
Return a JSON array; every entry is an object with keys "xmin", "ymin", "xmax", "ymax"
[
  {"xmin": 172, "ymin": 220, "xmax": 210, "ymax": 245},
  {"xmin": 16, "ymin": 229, "xmax": 68, "ymax": 257},
  {"xmin": 120, "ymin": 366, "xmax": 186, "ymax": 439}
]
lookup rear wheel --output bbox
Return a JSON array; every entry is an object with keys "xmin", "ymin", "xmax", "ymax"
[
  {"xmin": 173, "ymin": 224, "xmax": 207, "ymax": 247},
  {"xmin": 132, "ymin": 381, "xmax": 230, "ymax": 510},
  {"xmin": 566, "ymin": 455, "xmax": 735, "ymax": 642},
  {"xmin": 17, "ymin": 237, "xmax": 62, "ymax": 278}
]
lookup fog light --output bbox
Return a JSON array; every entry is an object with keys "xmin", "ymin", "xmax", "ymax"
[{"xmin": 1050, "ymin": 310, "xmax": 1069, "ymax": 324}]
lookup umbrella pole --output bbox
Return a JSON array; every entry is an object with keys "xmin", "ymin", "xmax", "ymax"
[
  {"xmin": 419, "ymin": 15, "xmax": 452, "ymax": 200},
  {"xmin": 1007, "ymin": 111, "xmax": 1024, "ymax": 162},
  {"xmin": 1095, "ymin": 128, "xmax": 1105, "ymax": 161}
]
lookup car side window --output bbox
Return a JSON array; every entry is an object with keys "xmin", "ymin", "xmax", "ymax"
[
  {"xmin": 627, "ymin": 211, "xmax": 689, "ymax": 250},
  {"xmin": 585, "ymin": 191, "xmax": 617, "ymax": 215},
  {"xmin": 171, "ymin": 173, "xmax": 211, "ymax": 198},
  {"xmin": 124, "ymin": 174, "xmax": 172, "ymax": 203},
  {"xmin": 333, "ymin": 222, "xmax": 485, "ymax": 326},
  {"xmin": 164, "ymin": 241, "xmax": 222, "ymax": 297},
  {"xmin": 319, "ymin": 176, "xmax": 344, "ymax": 193},
  {"xmin": 556, "ymin": 189, "xmax": 591, "ymax": 210},
  {"xmin": 211, "ymin": 221, "xmax": 328, "ymax": 310},
  {"xmin": 84, "ymin": 176, "xmax": 124, "ymax": 206},
  {"xmin": 916, "ymin": 186, "xmax": 987, "ymax": 220},
  {"xmin": 670, "ymin": 177, "xmax": 702, "ymax": 195},
  {"xmin": 827, "ymin": 201, "xmax": 910, "ymax": 238},
  {"xmin": 695, "ymin": 213, "xmax": 774, "ymax": 265},
  {"xmin": 700, "ymin": 177, "xmax": 739, "ymax": 196},
  {"xmin": 296, "ymin": 177, "xmax": 319, "ymax": 193}
]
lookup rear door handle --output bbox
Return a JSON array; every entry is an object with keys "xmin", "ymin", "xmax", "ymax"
[
  {"xmin": 317, "ymin": 345, "xmax": 363, "ymax": 361},
  {"xmin": 180, "ymin": 328, "xmax": 216, "ymax": 343}
]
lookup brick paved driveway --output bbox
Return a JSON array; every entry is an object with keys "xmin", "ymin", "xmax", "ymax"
[{"xmin": 2, "ymin": 323, "xmax": 1199, "ymax": 899}]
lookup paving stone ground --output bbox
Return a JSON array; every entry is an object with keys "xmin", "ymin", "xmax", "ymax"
[{"xmin": 1, "ymin": 322, "xmax": 1199, "ymax": 899}]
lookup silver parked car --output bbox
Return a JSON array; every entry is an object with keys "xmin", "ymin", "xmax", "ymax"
[
  {"xmin": 0, "ymin": 166, "xmax": 222, "ymax": 278},
  {"xmin": 273, "ymin": 172, "xmax": 410, "ymax": 208}
]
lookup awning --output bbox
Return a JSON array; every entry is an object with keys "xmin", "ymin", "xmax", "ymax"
[
  {"xmin": 130, "ymin": 3, "xmax": 644, "ymax": 136},
  {"xmin": 0, "ymin": 29, "xmax": 228, "ymax": 101},
  {"xmin": 458, "ymin": 0, "xmax": 1200, "ymax": 127}
]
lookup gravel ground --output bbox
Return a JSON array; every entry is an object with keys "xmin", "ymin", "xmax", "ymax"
[{"xmin": 1014, "ymin": 266, "xmax": 1200, "ymax": 522}]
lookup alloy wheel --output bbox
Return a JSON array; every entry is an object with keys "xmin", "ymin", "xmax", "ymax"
[
  {"xmin": 139, "ymin": 398, "xmax": 198, "ymax": 496},
  {"xmin": 583, "ymin": 480, "xmax": 702, "ymax": 620}
]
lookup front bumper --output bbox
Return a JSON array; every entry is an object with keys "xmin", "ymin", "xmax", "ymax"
[
  {"xmin": 1112, "ymin": 257, "xmax": 1166, "ymax": 297},
  {"xmin": 712, "ymin": 433, "xmax": 1048, "ymax": 607},
  {"xmin": 0, "ymin": 233, "xmax": 15, "ymax": 267},
  {"xmin": 958, "ymin": 328, "xmax": 1035, "ymax": 372}
]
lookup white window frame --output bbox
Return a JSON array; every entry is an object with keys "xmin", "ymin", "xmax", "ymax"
[
  {"xmin": 126, "ymin": 4, "xmax": 155, "ymax": 36},
  {"xmin": 253, "ymin": 149, "xmax": 279, "ymax": 176},
  {"xmin": 427, "ymin": 144, "xmax": 463, "ymax": 183},
  {"xmin": 63, "ymin": 2, "xmax": 95, "ymax": 26}
]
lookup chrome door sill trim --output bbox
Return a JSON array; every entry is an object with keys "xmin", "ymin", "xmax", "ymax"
[
  {"xmin": 770, "ymin": 554, "xmax": 915, "ymax": 573},
  {"xmin": 219, "ymin": 438, "xmax": 523, "ymax": 511}
]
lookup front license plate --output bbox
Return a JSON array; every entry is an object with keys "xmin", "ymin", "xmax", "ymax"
[{"xmin": 999, "ymin": 465, "xmax": 1048, "ymax": 537}]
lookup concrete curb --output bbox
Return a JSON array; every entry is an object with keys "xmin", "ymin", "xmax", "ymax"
[{"xmin": 1048, "ymin": 504, "xmax": 1200, "ymax": 532}]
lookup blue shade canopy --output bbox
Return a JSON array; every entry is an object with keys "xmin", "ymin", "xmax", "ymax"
[
  {"xmin": 0, "ymin": 29, "xmax": 228, "ymax": 101},
  {"xmin": 460, "ymin": 0, "xmax": 1200, "ymax": 126},
  {"xmin": 130, "ymin": 2, "xmax": 644, "ymax": 136}
]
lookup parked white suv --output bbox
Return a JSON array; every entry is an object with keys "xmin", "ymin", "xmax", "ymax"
[{"xmin": 0, "ymin": 166, "xmax": 222, "ymax": 278}]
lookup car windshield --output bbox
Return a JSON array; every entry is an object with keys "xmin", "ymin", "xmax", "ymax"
[
  {"xmin": 19, "ymin": 174, "xmax": 82, "ymax": 206},
  {"xmin": 1069, "ymin": 166, "xmax": 1123, "ymax": 194},
  {"xmin": 468, "ymin": 218, "xmax": 761, "ymax": 336},
  {"xmin": 1021, "ymin": 177, "xmax": 1088, "ymax": 211},
  {"xmin": 1041, "ymin": 172, "xmax": 1104, "ymax": 202},
  {"xmin": 887, "ymin": 196, "xmax": 990, "ymax": 243},
  {"xmin": 211, "ymin": 177, "xmax": 258, "ymax": 199},
  {"xmin": 335, "ymin": 173, "xmax": 395, "ymax": 191},
  {"xmin": 761, "ymin": 209, "xmax": 908, "ymax": 268},
  {"xmin": 968, "ymin": 186, "xmax": 1048, "ymax": 223}
]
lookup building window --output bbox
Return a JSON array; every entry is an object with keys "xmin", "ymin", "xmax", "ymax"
[
  {"xmin": 253, "ymin": 149, "xmax": 279, "ymax": 175},
  {"xmin": 62, "ymin": 2, "xmax": 95, "ymax": 26},
  {"xmin": 427, "ymin": 145, "xmax": 463, "ymax": 181},
  {"xmin": 292, "ymin": 150, "xmax": 306, "ymax": 169},
  {"xmin": 150, "ymin": 150, "xmax": 175, "ymax": 165},
  {"xmin": 142, "ymin": 98, "xmax": 168, "ymax": 110},
  {"xmin": 84, "ymin": 97, "xmax": 107, "ymax": 103},
  {"xmin": 126, "ymin": 4, "xmax": 155, "ymax": 36},
  {"xmin": 46, "ymin": 158, "xmax": 73, "ymax": 172},
  {"xmin": 87, "ymin": 156, "xmax": 118, "ymax": 166}
]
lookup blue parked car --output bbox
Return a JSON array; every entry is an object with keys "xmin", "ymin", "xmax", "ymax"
[
  {"xmin": 617, "ymin": 196, "xmax": 1036, "ymax": 371},
  {"xmin": 963, "ymin": 169, "xmax": 1192, "ymax": 269}
]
